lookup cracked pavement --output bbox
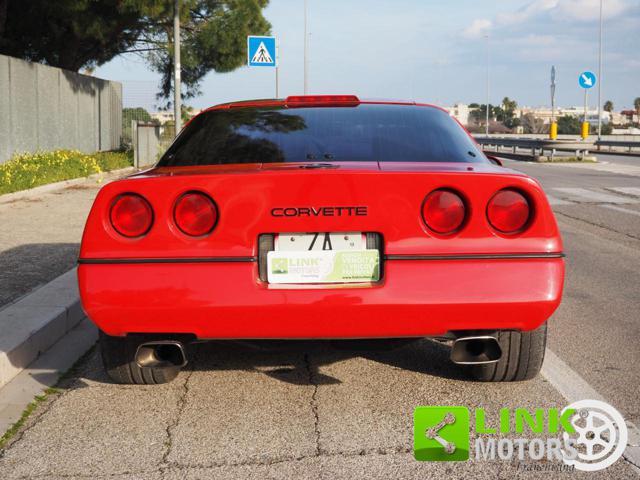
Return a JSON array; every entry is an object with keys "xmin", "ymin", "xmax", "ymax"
[{"xmin": 0, "ymin": 339, "xmax": 638, "ymax": 479}]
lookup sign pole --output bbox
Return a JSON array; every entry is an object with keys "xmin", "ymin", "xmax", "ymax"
[
  {"xmin": 582, "ymin": 89, "xmax": 589, "ymax": 140},
  {"xmin": 304, "ymin": 0, "xmax": 309, "ymax": 94},
  {"xmin": 550, "ymin": 66, "xmax": 557, "ymax": 140},
  {"xmin": 173, "ymin": 0, "xmax": 182, "ymax": 136},
  {"xmin": 597, "ymin": 0, "xmax": 603, "ymax": 140},
  {"xmin": 275, "ymin": 38, "xmax": 279, "ymax": 98}
]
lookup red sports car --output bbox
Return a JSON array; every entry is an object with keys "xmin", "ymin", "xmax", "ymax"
[{"xmin": 78, "ymin": 95, "xmax": 564, "ymax": 384}]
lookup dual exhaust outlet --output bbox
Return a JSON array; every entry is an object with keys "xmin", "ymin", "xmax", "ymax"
[
  {"xmin": 133, "ymin": 336, "xmax": 502, "ymax": 369},
  {"xmin": 450, "ymin": 335, "xmax": 502, "ymax": 365},
  {"xmin": 135, "ymin": 341, "xmax": 188, "ymax": 369}
]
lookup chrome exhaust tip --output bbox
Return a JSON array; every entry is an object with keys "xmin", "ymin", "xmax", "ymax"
[
  {"xmin": 135, "ymin": 341, "xmax": 188, "ymax": 368},
  {"xmin": 450, "ymin": 336, "xmax": 502, "ymax": 365}
]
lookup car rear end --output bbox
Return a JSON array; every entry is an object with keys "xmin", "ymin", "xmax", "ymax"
[{"xmin": 78, "ymin": 96, "xmax": 564, "ymax": 383}]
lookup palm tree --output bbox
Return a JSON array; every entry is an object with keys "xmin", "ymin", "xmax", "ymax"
[{"xmin": 603, "ymin": 100, "xmax": 613, "ymax": 113}]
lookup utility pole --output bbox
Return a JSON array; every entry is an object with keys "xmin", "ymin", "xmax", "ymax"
[
  {"xmin": 597, "ymin": 0, "xmax": 603, "ymax": 139},
  {"xmin": 173, "ymin": 0, "xmax": 182, "ymax": 135},
  {"xmin": 485, "ymin": 34, "xmax": 490, "ymax": 136},
  {"xmin": 304, "ymin": 0, "xmax": 309, "ymax": 94}
]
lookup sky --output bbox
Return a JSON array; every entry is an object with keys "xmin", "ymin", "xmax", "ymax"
[{"xmin": 93, "ymin": 0, "xmax": 640, "ymax": 112}]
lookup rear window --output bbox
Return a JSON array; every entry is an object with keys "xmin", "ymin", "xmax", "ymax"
[{"xmin": 158, "ymin": 104, "xmax": 486, "ymax": 166}]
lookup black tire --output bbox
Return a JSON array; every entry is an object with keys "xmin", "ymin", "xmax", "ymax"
[
  {"xmin": 469, "ymin": 323, "xmax": 547, "ymax": 382},
  {"xmin": 99, "ymin": 331, "xmax": 181, "ymax": 385}
]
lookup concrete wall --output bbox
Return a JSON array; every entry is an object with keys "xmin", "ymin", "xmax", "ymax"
[
  {"xmin": 0, "ymin": 55, "xmax": 122, "ymax": 163},
  {"xmin": 133, "ymin": 123, "xmax": 161, "ymax": 168}
]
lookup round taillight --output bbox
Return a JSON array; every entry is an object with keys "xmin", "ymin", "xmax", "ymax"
[
  {"xmin": 110, "ymin": 194, "xmax": 153, "ymax": 238},
  {"xmin": 487, "ymin": 189, "xmax": 531, "ymax": 233},
  {"xmin": 174, "ymin": 192, "xmax": 218, "ymax": 237},
  {"xmin": 422, "ymin": 189, "xmax": 466, "ymax": 234}
]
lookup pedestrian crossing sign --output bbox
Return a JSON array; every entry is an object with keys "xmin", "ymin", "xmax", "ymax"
[{"xmin": 247, "ymin": 36, "xmax": 277, "ymax": 67}]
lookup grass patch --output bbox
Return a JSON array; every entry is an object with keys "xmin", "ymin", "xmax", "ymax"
[
  {"xmin": 0, "ymin": 149, "xmax": 133, "ymax": 196},
  {"xmin": 0, "ymin": 388, "xmax": 59, "ymax": 450},
  {"xmin": 535, "ymin": 155, "xmax": 598, "ymax": 163},
  {"xmin": 0, "ymin": 345, "xmax": 98, "ymax": 450}
]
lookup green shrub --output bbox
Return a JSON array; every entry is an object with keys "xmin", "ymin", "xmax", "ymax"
[{"xmin": 0, "ymin": 149, "xmax": 133, "ymax": 195}]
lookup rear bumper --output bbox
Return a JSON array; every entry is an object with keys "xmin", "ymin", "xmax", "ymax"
[{"xmin": 78, "ymin": 257, "xmax": 564, "ymax": 339}]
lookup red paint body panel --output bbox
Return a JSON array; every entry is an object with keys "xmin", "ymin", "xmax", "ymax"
[
  {"xmin": 78, "ymin": 258, "xmax": 563, "ymax": 338},
  {"xmin": 78, "ymin": 101, "xmax": 565, "ymax": 339},
  {"xmin": 79, "ymin": 164, "xmax": 561, "ymax": 259}
]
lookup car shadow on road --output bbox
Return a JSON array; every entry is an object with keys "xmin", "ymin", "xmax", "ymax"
[
  {"xmin": 61, "ymin": 337, "xmax": 471, "ymax": 389},
  {"xmin": 182, "ymin": 338, "xmax": 470, "ymax": 385}
]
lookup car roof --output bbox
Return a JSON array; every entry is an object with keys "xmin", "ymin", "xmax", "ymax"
[{"xmin": 196, "ymin": 97, "xmax": 448, "ymax": 114}]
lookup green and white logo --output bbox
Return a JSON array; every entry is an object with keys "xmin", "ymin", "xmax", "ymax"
[
  {"xmin": 414, "ymin": 406, "xmax": 470, "ymax": 461},
  {"xmin": 271, "ymin": 258, "xmax": 288, "ymax": 274}
]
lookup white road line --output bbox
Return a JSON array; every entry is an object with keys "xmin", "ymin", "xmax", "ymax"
[
  {"xmin": 600, "ymin": 205, "xmax": 640, "ymax": 217},
  {"xmin": 554, "ymin": 187, "xmax": 637, "ymax": 204},
  {"xmin": 606, "ymin": 187, "xmax": 640, "ymax": 198},
  {"xmin": 546, "ymin": 194, "xmax": 574, "ymax": 206},
  {"xmin": 542, "ymin": 348, "xmax": 640, "ymax": 472}
]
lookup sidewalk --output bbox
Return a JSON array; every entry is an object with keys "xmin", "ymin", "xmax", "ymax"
[{"xmin": 0, "ymin": 169, "xmax": 132, "ymax": 308}]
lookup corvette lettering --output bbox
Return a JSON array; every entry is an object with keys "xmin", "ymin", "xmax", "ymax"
[{"xmin": 271, "ymin": 206, "xmax": 368, "ymax": 217}]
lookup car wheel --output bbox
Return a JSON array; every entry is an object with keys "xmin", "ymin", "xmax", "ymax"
[
  {"xmin": 469, "ymin": 323, "xmax": 547, "ymax": 382},
  {"xmin": 99, "ymin": 331, "xmax": 181, "ymax": 385}
]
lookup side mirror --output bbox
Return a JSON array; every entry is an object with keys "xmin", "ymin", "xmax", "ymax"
[{"xmin": 486, "ymin": 155, "xmax": 503, "ymax": 166}]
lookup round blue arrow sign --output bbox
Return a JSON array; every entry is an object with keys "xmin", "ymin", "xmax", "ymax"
[{"xmin": 579, "ymin": 71, "xmax": 596, "ymax": 89}]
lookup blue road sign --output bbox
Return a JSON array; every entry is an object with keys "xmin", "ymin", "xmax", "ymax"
[
  {"xmin": 578, "ymin": 71, "xmax": 596, "ymax": 89},
  {"xmin": 247, "ymin": 36, "xmax": 277, "ymax": 67}
]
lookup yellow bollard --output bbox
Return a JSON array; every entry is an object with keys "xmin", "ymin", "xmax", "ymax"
[
  {"xmin": 581, "ymin": 121, "xmax": 589, "ymax": 140},
  {"xmin": 549, "ymin": 122, "xmax": 558, "ymax": 140}
]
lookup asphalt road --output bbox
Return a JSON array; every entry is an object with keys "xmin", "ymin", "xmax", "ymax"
[
  {"xmin": 0, "ymin": 155, "xmax": 639, "ymax": 479},
  {"xmin": 0, "ymin": 170, "xmax": 130, "ymax": 308}
]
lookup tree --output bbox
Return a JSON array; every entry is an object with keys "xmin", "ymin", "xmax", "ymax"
[
  {"xmin": 603, "ymin": 100, "xmax": 614, "ymax": 112},
  {"xmin": 521, "ymin": 113, "xmax": 545, "ymax": 134},
  {"xmin": 0, "ymin": 0, "xmax": 270, "ymax": 103},
  {"xmin": 635, "ymin": 98, "xmax": 640, "ymax": 124},
  {"xmin": 499, "ymin": 97, "xmax": 519, "ymax": 129},
  {"xmin": 557, "ymin": 115, "xmax": 581, "ymax": 135}
]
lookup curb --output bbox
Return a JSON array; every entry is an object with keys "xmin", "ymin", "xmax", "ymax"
[
  {"xmin": 0, "ymin": 167, "xmax": 137, "ymax": 205},
  {"xmin": 0, "ymin": 269, "xmax": 84, "ymax": 389},
  {"xmin": 0, "ymin": 318, "xmax": 97, "ymax": 437}
]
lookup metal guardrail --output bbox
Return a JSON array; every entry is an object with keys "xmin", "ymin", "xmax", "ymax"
[
  {"xmin": 594, "ymin": 140, "xmax": 640, "ymax": 152},
  {"xmin": 474, "ymin": 136, "xmax": 593, "ymax": 160},
  {"xmin": 474, "ymin": 136, "xmax": 640, "ymax": 159}
]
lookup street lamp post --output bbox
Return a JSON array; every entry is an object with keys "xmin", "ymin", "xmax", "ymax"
[
  {"xmin": 304, "ymin": 0, "xmax": 309, "ymax": 94},
  {"xmin": 485, "ymin": 34, "xmax": 490, "ymax": 136},
  {"xmin": 597, "ymin": 0, "xmax": 603, "ymax": 139},
  {"xmin": 173, "ymin": 0, "xmax": 182, "ymax": 135}
]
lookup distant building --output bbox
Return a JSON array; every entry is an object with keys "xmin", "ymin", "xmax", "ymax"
[
  {"xmin": 518, "ymin": 106, "xmax": 612, "ymax": 125},
  {"xmin": 446, "ymin": 103, "xmax": 469, "ymax": 126},
  {"xmin": 150, "ymin": 108, "xmax": 202, "ymax": 124}
]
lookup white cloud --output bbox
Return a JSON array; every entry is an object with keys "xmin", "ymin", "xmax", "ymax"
[
  {"xmin": 496, "ymin": 0, "xmax": 559, "ymax": 25},
  {"xmin": 467, "ymin": 0, "xmax": 630, "ymax": 33},
  {"xmin": 511, "ymin": 34, "xmax": 557, "ymax": 46},
  {"xmin": 553, "ymin": 0, "xmax": 628, "ymax": 21},
  {"xmin": 462, "ymin": 18, "xmax": 492, "ymax": 38}
]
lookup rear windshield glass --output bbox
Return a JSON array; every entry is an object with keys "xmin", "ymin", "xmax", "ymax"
[{"xmin": 158, "ymin": 104, "xmax": 486, "ymax": 166}]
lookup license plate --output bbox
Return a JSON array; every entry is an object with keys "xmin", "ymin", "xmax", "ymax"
[
  {"xmin": 267, "ymin": 249, "xmax": 380, "ymax": 284},
  {"xmin": 275, "ymin": 232, "xmax": 365, "ymax": 251}
]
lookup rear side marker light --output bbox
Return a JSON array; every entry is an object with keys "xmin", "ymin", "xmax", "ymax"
[
  {"xmin": 174, "ymin": 192, "xmax": 218, "ymax": 237},
  {"xmin": 422, "ymin": 189, "xmax": 466, "ymax": 234},
  {"xmin": 487, "ymin": 189, "xmax": 531, "ymax": 234},
  {"xmin": 110, "ymin": 194, "xmax": 154, "ymax": 238}
]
